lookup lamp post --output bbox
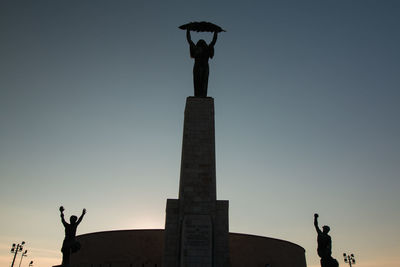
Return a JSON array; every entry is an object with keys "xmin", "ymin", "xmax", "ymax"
[
  {"xmin": 18, "ymin": 249, "xmax": 28, "ymax": 267},
  {"xmin": 343, "ymin": 253, "xmax": 356, "ymax": 267},
  {"xmin": 10, "ymin": 241, "xmax": 25, "ymax": 267}
]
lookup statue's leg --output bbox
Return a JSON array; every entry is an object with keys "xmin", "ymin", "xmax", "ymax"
[
  {"xmin": 193, "ymin": 66, "xmax": 201, "ymax": 97},
  {"xmin": 201, "ymin": 65, "xmax": 209, "ymax": 97},
  {"xmin": 61, "ymin": 248, "xmax": 70, "ymax": 266},
  {"xmin": 197, "ymin": 65, "xmax": 209, "ymax": 97},
  {"xmin": 334, "ymin": 258, "xmax": 339, "ymax": 267},
  {"xmin": 194, "ymin": 64, "xmax": 209, "ymax": 97},
  {"xmin": 328, "ymin": 257, "xmax": 339, "ymax": 267},
  {"xmin": 320, "ymin": 257, "xmax": 326, "ymax": 267}
]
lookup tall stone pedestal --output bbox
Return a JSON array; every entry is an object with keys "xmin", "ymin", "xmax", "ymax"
[{"xmin": 163, "ymin": 97, "xmax": 229, "ymax": 267}]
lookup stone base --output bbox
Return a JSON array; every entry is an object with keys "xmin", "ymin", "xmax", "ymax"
[{"xmin": 163, "ymin": 199, "xmax": 229, "ymax": 267}]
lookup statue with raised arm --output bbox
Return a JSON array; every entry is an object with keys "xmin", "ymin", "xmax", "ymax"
[
  {"xmin": 59, "ymin": 206, "xmax": 86, "ymax": 266},
  {"xmin": 314, "ymin": 213, "xmax": 339, "ymax": 267},
  {"xmin": 179, "ymin": 21, "xmax": 225, "ymax": 97}
]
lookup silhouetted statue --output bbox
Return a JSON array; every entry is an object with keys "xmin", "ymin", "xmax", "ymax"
[
  {"xmin": 60, "ymin": 206, "xmax": 86, "ymax": 266},
  {"xmin": 179, "ymin": 21, "xmax": 225, "ymax": 97},
  {"xmin": 314, "ymin": 213, "xmax": 339, "ymax": 267},
  {"xmin": 186, "ymin": 29, "xmax": 217, "ymax": 97}
]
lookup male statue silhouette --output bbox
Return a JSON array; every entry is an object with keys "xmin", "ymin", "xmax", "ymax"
[
  {"xmin": 59, "ymin": 206, "xmax": 86, "ymax": 266},
  {"xmin": 314, "ymin": 213, "xmax": 339, "ymax": 267},
  {"xmin": 186, "ymin": 29, "xmax": 218, "ymax": 97}
]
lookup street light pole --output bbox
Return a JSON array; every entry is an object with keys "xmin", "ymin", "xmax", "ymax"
[
  {"xmin": 343, "ymin": 253, "xmax": 356, "ymax": 267},
  {"xmin": 18, "ymin": 249, "xmax": 28, "ymax": 267},
  {"xmin": 10, "ymin": 241, "xmax": 25, "ymax": 267}
]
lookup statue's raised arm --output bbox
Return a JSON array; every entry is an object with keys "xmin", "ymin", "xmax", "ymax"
[
  {"xmin": 60, "ymin": 206, "xmax": 67, "ymax": 227},
  {"xmin": 76, "ymin": 208, "xmax": 86, "ymax": 225},
  {"xmin": 314, "ymin": 213, "xmax": 321, "ymax": 234},
  {"xmin": 186, "ymin": 29, "xmax": 195, "ymax": 47},
  {"xmin": 210, "ymin": 31, "xmax": 218, "ymax": 47}
]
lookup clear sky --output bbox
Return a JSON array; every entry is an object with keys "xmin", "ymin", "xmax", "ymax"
[{"xmin": 1, "ymin": 1, "xmax": 399, "ymax": 267}]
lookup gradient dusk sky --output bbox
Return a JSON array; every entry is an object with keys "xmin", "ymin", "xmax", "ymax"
[{"xmin": 1, "ymin": 1, "xmax": 399, "ymax": 267}]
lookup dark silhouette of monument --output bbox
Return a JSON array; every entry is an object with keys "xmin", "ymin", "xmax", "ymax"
[
  {"xmin": 314, "ymin": 213, "xmax": 339, "ymax": 267},
  {"xmin": 180, "ymin": 21, "xmax": 225, "ymax": 97},
  {"xmin": 65, "ymin": 22, "xmax": 307, "ymax": 267},
  {"xmin": 163, "ymin": 22, "xmax": 229, "ymax": 267},
  {"xmin": 59, "ymin": 206, "xmax": 86, "ymax": 267}
]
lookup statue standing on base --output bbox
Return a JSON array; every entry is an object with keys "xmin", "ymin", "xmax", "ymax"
[
  {"xmin": 59, "ymin": 206, "xmax": 86, "ymax": 266},
  {"xmin": 179, "ymin": 21, "xmax": 225, "ymax": 97},
  {"xmin": 314, "ymin": 213, "xmax": 339, "ymax": 267}
]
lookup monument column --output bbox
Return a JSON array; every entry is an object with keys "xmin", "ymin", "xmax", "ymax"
[
  {"xmin": 163, "ymin": 97, "xmax": 229, "ymax": 267},
  {"xmin": 179, "ymin": 97, "xmax": 216, "ymax": 211}
]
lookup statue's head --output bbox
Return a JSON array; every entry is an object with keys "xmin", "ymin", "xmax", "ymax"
[
  {"xmin": 322, "ymin": 225, "xmax": 330, "ymax": 233},
  {"xmin": 196, "ymin": 39, "xmax": 208, "ymax": 48},
  {"xmin": 70, "ymin": 215, "xmax": 78, "ymax": 224}
]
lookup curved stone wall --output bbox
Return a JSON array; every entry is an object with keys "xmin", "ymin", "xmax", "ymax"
[
  {"xmin": 70, "ymin": 229, "xmax": 306, "ymax": 267},
  {"xmin": 229, "ymin": 232, "xmax": 306, "ymax": 267}
]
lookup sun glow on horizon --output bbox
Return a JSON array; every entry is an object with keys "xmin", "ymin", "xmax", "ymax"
[{"xmin": 118, "ymin": 215, "xmax": 165, "ymax": 230}]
